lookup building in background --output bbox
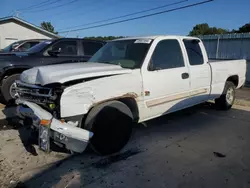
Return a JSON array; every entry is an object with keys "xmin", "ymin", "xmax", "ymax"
[{"xmin": 0, "ymin": 16, "xmax": 60, "ymax": 49}]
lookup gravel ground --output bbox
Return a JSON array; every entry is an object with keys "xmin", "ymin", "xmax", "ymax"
[
  {"xmin": 0, "ymin": 88, "xmax": 249, "ymax": 188},
  {"xmin": 22, "ymin": 103, "xmax": 250, "ymax": 188}
]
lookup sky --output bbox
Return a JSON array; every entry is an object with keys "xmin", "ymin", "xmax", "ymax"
[{"xmin": 0, "ymin": 0, "xmax": 249, "ymax": 37}]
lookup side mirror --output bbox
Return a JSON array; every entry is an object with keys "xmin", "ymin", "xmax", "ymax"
[{"xmin": 48, "ymin": 49, "xmax": 61, "ymax": 56}]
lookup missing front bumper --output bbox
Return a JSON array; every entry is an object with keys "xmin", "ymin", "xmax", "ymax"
[{"xmin": 16, "ymin": 99, "xmax": 93, "ymax": 153}]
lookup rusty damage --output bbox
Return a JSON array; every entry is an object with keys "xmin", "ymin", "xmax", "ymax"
[{"xmin": 122, "ymin": 92, "xmax": 138, "ymax": 98}]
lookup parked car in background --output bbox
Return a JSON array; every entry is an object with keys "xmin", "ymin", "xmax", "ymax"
[
  {"xmin": 15, "ymin": 35, "xmax": 246, "ymax": 155},
  {"xmin": 0, "ymin": 38, "xmax": 106, "ymax": 103},
  {"xmin": 0, "ymin": 39, "xmax": 45, "ymax": 53}
]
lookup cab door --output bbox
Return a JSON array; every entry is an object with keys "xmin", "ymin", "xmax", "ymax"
[
  {"xmin": 183, "ymin": 39, "xmax": 211, "ymax": 104},
  {"xmin": 141, "ymin": 38, "xmax": 191, "ymax": 120}
]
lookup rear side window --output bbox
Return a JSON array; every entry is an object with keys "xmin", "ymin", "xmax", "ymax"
[
  {"xmin": 82, "ymin": 41, "xmax": 104, "ymax": 56},
  {"xmin": 150, "ymin": 39, "xmax": 184, "ymax": 70},
  {"xmin": 183, "ymin": 40, "xmax": 204, "ymax": 65}
]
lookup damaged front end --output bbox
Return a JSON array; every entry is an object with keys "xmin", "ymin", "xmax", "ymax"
[
  {"xmin": 15, "ymin": 91, "xmax": 93, "ymax": 153},
  {"xmin": 14, "ymin": 80, "xmax": 63, "ymax": 118}
]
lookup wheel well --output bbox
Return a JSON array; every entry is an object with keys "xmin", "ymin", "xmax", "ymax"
[
  {"xmin": 227, "ymin": 75, "xmax": 239, "ymax": 87},
  {"xmin": 2, "ymin": 68, "xmax": 27, "ymax": 80},
  {"xmin": 82, "ymin": 97, "xmax": 140, "ymax": 127},
  {"xmin": 118, "ymin": 98, "xmax": 139, "ymax": 122}
]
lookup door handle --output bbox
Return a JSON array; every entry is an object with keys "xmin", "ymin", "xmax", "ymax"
[{"xmin": 182, "ymin": 73, "xmax": 189, "ymax": 79}]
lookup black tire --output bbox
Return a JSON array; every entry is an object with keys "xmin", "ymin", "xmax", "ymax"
[
  {"xmin": 84, "ymin": 101, "xmax": 133, "ymax": 155},
  {"xmin": 215, "ymin": 81, "xmax": 236, "ymax": 110},
  {"xmin": 1, "ymin": 74, "xmax": 20, "ymax": 104}
]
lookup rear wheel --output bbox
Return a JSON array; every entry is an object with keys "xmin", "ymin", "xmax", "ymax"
[
  {"xmin": 215, "ymin": 81, "xmax": 236, "ymax": 110},
  {"xmin": 1, "ymin": 74, "xmax": 20, "ymax": 104},
  {"xmin": 84, "ymin": 101, "xmax": 133, "ymax": 155}
]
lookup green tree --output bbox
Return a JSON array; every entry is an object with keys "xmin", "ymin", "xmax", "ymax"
[
  {"xmin": 40, "ymin": 21, "xmax": 58, "ymax": 34},
  {"xmin": 189, "ymin": 23, "xmax": 210, "ymax": 36},
  {"xmin": 189, "ymin": 23, "xmax": 228, "ymax": 36},
  {"xmin": 209, "ymin": 27, "xmax": 228, "ymax": 34},
  {"xmin": 237, "ymin": 23, "xmax": 250, "ymax": 33}
]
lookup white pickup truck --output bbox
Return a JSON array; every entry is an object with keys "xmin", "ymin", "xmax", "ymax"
[{"xmin": 15, "ymin": 35, "xmax": 247, "ymax": 155}]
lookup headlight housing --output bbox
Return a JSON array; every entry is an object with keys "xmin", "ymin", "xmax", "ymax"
[
  {"xmin": 15, "ymin": 80, "xmax": 64, "ymax": 118},
  {"xmin": 39, "ymin": 125, "xmax": 50, "ymax": 152}
]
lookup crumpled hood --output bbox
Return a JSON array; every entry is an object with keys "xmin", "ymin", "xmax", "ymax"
[{"xmin": 20, "ymin": 62, "xmax": 132, "ymax": 86}]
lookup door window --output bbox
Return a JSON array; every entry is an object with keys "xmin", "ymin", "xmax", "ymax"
[
  {"xmin": 49, "ymin": 41, "xmax": 77, "ymax": 56},
  {"xmin": 183, "ymin": 40, "xmax": 204, "ymax": 65},
  {"xmin": 82, "ymin": 41, "xmax": 104, "ymax": 56},
  {"xmin": 150, "ymin": 40, "xmax": 184, "ymax": 70}
]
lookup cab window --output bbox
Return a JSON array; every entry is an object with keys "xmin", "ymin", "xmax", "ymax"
[
  {"xmin": 150, "ymin": 39, "xmax": 185, "ymax": 70},
  {"xmin": 183, "ymin": 39, "xmax": 204, "ymax": 65}
]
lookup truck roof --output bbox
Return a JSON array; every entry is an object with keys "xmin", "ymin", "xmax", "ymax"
[{"xmin": 113, "ymin": 35, "xmax": 199, "ymax": 41}]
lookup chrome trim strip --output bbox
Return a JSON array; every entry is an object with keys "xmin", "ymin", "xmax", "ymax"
[{"xmin": 146, "ymin": 88, "xmax": 208, "ymax": 108}]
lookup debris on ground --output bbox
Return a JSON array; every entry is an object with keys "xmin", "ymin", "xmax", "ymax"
[{"xmin": 213, "ymin": 152, "xmax": 226, "ymax": 158}]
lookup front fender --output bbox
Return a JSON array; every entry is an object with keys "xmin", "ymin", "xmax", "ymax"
[
  {"xmin": 59, "ymin": 70, "xmax": 142, "ymax": 118},
  {"xmin": 60, "ymin": 86, "xmax": 95, "ymax": 117}
]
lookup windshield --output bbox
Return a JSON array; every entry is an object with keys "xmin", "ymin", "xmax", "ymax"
[
  {"xmin": 89, "ymin": 39, "xmax": 152, "ymax": 69},
  {"xmin": 27, "ymin": 40, "xmax": 52, "ymax": 53},
  {"xmin": 2, "ymin": 41, "xmax": 21, "ymax": 52}
]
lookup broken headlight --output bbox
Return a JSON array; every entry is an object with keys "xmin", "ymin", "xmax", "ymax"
[{"xmin": 39, "ymin": 125, "xmax": 50, "ymax": 152}]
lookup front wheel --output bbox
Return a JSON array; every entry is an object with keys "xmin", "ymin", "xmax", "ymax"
[
  {"xmin": 1, "ymin": 74, "xmax": 20, "ymax": 104},
  {"xmin": 215, "ymin": 81, "xmax": 236, "ymax": 110},
  {"xmin": 84, "ymin": 101, "xmax": 133, "ymax": 155}
]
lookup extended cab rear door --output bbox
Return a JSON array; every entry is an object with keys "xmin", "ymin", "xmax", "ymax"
[
  {"xmin": 141, "ymin": 37, "xmax": 191, "ymax": 119},
  {"xmin": 182, "ymin": 38, "xmax": 211, "ymax": 104}
]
